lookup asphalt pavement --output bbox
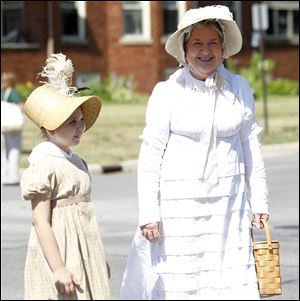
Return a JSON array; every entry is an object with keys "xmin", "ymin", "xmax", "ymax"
[{"xmin": 1, "ymin": 142, "xmax": 299, "ymax": 300}]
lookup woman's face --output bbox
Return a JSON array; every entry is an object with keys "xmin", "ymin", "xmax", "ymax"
[
  {"xmin": 185, "ymin": 25, "xmax": 223, "ymax": 80},
  {"xmin": 46, "ymin": 107, "xmax": 86, "ymax": 152}
]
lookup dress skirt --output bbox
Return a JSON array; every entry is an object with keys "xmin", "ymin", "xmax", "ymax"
[
  {"xmin": 120, "ymin": 186, "xmax": 260, "ymax": 300},
  {"xmin": 24, "ymin": 202, "xmax": 111, "ymax": 300}
]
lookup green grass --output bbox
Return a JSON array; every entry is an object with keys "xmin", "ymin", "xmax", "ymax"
[
  {"xmin": 21, "ymin": 104, "xmax": 147, "ymax": 168},
  {"xmin": 255, "ymin": 96, "xmax": 299, "ymax": 144},
  {"xmin": 20, "ymin": 96, "xmax": 298, "ymax": 168}
]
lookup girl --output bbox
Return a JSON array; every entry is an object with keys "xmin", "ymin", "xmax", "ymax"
[{"xmin": 20, "ymin": 53, "xmax": 111, "ymax": 299}]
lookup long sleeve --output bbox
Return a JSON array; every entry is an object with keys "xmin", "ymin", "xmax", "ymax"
[
  {"xmin": 242, "ymin": 135, "xmax": 269, "ymax": 214},
  {"xmin": 238, "ymin": 75, "xmax": 269, "ymax": 214},
  {"xmin": 137, "ymin": 82, "xmax": 172, "ymax": 226}
]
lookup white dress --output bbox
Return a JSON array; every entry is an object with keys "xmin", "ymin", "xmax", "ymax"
[{"xmin": 120, "ymin": 66, "xmax": 269, "ymax": 300}]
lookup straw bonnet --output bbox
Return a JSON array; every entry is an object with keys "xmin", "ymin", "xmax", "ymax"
[
  {"xmin": 24, "ymin": 53, "xmax": 101, "ymax": 131},
  {"xmin": 165, "ymin": 5, "xmax": 242, "ymax": 61}
]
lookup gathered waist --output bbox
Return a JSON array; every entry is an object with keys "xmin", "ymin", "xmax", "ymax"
[{"xmin": 51, "ymin": 193, "xmax": 91, "ymax": 208}]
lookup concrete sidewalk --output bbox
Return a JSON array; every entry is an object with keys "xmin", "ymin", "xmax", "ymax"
[{"xmin": 87, "ymin": 142, "xmax": 299, "ymax": 175}]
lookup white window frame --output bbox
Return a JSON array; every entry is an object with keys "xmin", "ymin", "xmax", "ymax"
[
  {"xmin": 265, "ymin": 1, "xmax": 299, "ymax": 45},
  {"xmin": 120, "ymin": 1, "xmax": 152, "ymax": 45},
  {"xmin": 161, "ymin": 1, "xmax": 186, "ymax": 43},
  {"xmin": 60, "ymin": 1, "xmax": 87, "ymax": 43}
]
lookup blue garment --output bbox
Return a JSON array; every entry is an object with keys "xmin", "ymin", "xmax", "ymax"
[{"xmin": 1, "ymin": 88, "xmax": 21, "ymax": 104}]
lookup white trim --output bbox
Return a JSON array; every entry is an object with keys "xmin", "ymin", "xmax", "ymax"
[
  {"xmin": 120, "ymin": 1, "xmax": 152, "ymax": 45},
  {"xmin": 178, "ymin": 1, "xmax": 187, "ymax": 21},
  {"xmin": 265, "ymin": 1, "xmax": 299, "ymax": 10},
  {"xmin": 77, "ymin": 1, "xmax": 86, "ymax": 40}
]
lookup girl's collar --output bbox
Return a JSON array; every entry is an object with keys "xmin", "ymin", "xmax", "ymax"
[{"xmin": 28, "ymin": 141, "xmax": 73, "ymax": 163}]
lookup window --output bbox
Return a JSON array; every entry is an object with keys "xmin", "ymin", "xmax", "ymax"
[
  {"xmin": 60, "ymin": 1, "xmax": 86, "ymax": 43},
  {"xmin": 1, "ymin": 1, "xmax": 24, "ymax": 43},
  {"xmin": 161, "ymin": 1, "xmax": 186, "ymax": 42},
  {"xmin": 163, "ymin": 1, "xmax": 186, "ymax": 35},
  {"xmin": 163, "ymin": 1, "xmax": 177, "ymax": 35},
  {"xmin": 121, "ymin": 1, "xmax": 151, "ymax": 44},
  {"xmin": 265, "ymin": 1, "xmax": 299, "ymax": 44},
  {"xmin": 75, "ymin": 71, "xmax": 100, "ymax": 88}
]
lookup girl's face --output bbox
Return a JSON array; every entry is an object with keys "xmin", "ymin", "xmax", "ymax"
[
  {"xmin": 185, "ymin": 25, "xmax": 223, "ymax": 80},
  {"xmin": 46, "ymin": 107, "xmax": 86, "ymax": 152}
]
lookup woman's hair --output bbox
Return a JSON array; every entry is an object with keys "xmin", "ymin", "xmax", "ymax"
[{"xmin": 184, "ymin": 19, "xmax": 225, "ymax": 49}]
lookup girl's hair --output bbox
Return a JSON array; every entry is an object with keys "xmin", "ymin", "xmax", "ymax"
[
  {"xmin": 184, "ymin": 19, "xmax": 225, "ymax": 49},
  {"xmin": 34, "ymin": 127, "xmax": 50, "ymax": 146}
]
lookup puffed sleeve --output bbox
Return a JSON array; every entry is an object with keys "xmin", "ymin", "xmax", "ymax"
[
  {"xmin": 20, "ymin": 161, "xmax": 56, "ymax": 201},
  {"xmin": 238, "ymin": 76, "xmax": 263, "ymax": 142},
  {"xmin": 138, "ymin": 82, "xmax": 173, "ymax": 226}
]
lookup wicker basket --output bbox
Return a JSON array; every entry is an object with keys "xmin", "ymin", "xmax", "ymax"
[{"xmin": 252, "ymin": 220, "xmax": 282, "ymax": 296}]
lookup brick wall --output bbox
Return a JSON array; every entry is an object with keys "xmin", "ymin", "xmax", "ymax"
[{"xmin": 1, "ymin": 1, "xmax": 298, "ymax": 95}]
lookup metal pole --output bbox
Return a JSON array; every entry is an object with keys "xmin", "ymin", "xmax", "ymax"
[
  {"xmin": 258, "ymin": 5, "xmax": 269, "ymax": 134},
  {"xmin": 47, "ymin": 1, "xmax": 54, "ymax": 57}
]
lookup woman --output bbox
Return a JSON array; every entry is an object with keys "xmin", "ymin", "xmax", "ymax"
[
  {"xmin": 120, "ymin": 5, "xmax": 269, "ymax": 300},
  {"xmin": 1, "ymin": 72, "xmax": 23, "ymax": 185}
]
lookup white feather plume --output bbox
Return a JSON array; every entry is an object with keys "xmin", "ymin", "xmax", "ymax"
[{"xmin": 38, "ymin": 53, "xmax": 78, "ymax": 96}]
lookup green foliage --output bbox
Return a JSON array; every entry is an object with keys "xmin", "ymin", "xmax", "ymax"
[
  {"xmin": 266, "ymin": 78, "xmax": 299, "ymax": 96},
  {"xmin": 80, "ymin": 74, "xmax": 148, "ymax": 104},
  {"xmin": 226, "ymin": 52, "xmax": 298, "ymax": 98},
  {"xmin": 15, "ymin": 74, "xmax": 149, "ymax": 105},
  {"xmin": 15, "ymin": 82, "xmax": 36, "ymax": 102}
]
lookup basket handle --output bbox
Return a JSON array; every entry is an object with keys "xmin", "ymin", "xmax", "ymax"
[{"xmin": 252, "ymin": 219, "xmax": 272, "ymax": 249}]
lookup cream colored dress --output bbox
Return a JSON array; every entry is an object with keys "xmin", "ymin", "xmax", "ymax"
[{"xmin": 20, "ymin": 142, "xmax": 111, "ymax": 300}]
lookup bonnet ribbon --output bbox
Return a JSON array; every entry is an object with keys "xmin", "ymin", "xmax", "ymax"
[{"xmin": 199, "ymin": 69, "xmax": 226, "ymax": 193}]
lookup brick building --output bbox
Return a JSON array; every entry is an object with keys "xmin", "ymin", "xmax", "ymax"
[{"xmin": 1, "ymin": 1, "xmax": 299, "ymax": 95}]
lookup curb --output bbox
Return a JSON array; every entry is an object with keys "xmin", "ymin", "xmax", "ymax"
[
  {"xmin": 88, "ymin": 159, "xmax": 138, "ymax": 175},
  {"xmin": 88, "ymin": 142, "xmax": 299, "ymax": 175}
]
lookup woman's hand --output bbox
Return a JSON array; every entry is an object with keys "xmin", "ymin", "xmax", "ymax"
[
  {"xmin": 53, "ymin": 266, "xmax": 80, "ymax": 296},
  {"xmin": 140, "ymin": 222, "xmax": 160, "ymax": 243},
  {"xmin": 252, "ymin": 213, "xmax": 269, "ymax": 229}
]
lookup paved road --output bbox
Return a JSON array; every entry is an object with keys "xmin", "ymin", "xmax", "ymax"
[{"xmin": 1, "ymin": 152, "xmax": 299, "ymax": 300}]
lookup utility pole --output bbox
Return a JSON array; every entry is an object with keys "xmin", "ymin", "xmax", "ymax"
[
  {"xmin": 47, "ymin": 1, "xmax": 54, "ymax": 57},
  {"xmin": 252, "ymin": 3, "xmax": 269, "ymax": 134},
  {"xmin": 258, "ymin": 5, "xmax": 269, "ymax": 134}
]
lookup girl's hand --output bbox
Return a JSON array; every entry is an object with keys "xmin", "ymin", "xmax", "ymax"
[
  {"xmin": 140, "ymin": 222, "xmax": 160, "ymax": 243},
  {"xmin": 252, "ymin": 213, "xmax": 269, "ymax": 229},
  {"xmin": 53, "ymin": 266, "xmax": 80, "ymax": 296}
]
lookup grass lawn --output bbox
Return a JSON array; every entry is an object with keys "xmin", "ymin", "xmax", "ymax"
[
  {"xmin": 20, "ymin": 95, "xmax": 298, "ymax": 168},
  {"xmin": 255, "ymin": 96, "xmax": 299, "ymax": 144}
]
